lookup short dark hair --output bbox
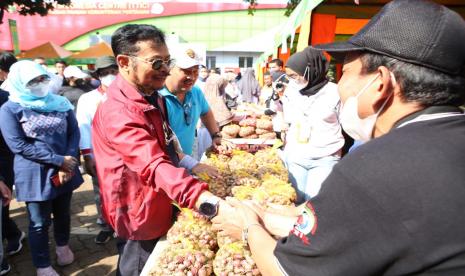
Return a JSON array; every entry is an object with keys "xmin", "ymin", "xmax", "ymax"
[
  {"xmin": 360, "ymin": 52, "xmax": 465, "ymax": 107},
  {"xmin": 0, "ymin": 52, "xmax": 17, "ymax": 72},
  {"xmin": 270, "ymin": 58, "xmax": 283, "ymax": 67},
  {"xmin": 55, "ymin": 60, "xmax": 67, "ymax": 66},
  {"xmin": 111, "ymin": 24, "xmax": 166, "ymax": 57}
]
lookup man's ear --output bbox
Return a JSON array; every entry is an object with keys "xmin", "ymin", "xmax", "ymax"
[
  {"xmin": 116, "ymin": 55, "xmax": 130, "ymax": 72},
  {"xmin": 368, "ymin": 66, "xmax": 394, "ymax": 111},
  {"xmin": 375, "ymin": 66, "xmax": 394, "ymax": 100}
]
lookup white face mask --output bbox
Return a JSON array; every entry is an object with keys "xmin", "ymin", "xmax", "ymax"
[
  {"xmin": 339, "ymin": 73, "xmax": 392, "ymax": 142},
  {"xmin": 288, "ymin": 79, "xmax": 308, "ymax": 91},
  {"xmin": 28, "ymin": 82, "xmax": 50, "ymax": 98},
  {"xmin": 287, "ymin": 66, "xmax": 309, "ymax": 91},
  {"xmin": 100, "ymin": 74, "xmax": 116, "ymax": 87}
]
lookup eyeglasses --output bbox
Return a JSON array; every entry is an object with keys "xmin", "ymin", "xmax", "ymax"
[
  {"xmin": 183, "ymin": 102, "xmax": 192, "ymax": 125},
  {"xmin": 26, "ymin": 75, "xmax": 51, "ymax": 89},
  {"xmin": 288, "ymin": 66, "xmax": 309, "ymax": 82},
  {"xmin": 129, "ymin": 56, "xmax": 175, "ymax": 70}
]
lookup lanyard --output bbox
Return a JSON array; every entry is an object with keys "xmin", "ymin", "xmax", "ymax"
[
  {"xmin": 145, "ymin": 93, "xmax": 180, "ymax": 165},
  {"xmin": 146, "ymin": 94, "xmax": 173, "ymax": 144}
]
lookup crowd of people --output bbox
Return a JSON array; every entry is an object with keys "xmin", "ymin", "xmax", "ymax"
[{"xmin": 0, "ymin": 0, "xmax": 464, "ymax": 275}]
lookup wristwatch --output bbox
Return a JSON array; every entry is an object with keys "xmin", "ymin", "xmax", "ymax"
[
  {"xmin": 211, "ymin": 131, "xmax": 222, "ymax": 140},
  {"xmin": 242, "ymin": 223, "xmax": 262, "ymax": 245},
  {"xmin": 199, "ymin": 197, "xmax": 220, "ymax": 220}
]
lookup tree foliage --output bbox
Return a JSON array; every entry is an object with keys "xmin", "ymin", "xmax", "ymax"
[
  {"xmin": 245, "ymin": 0, "xmax": 301, "ymax": 16},
  {"xmin": 0, "ymin": 0, "xmax": 71, "ymax": 24}
]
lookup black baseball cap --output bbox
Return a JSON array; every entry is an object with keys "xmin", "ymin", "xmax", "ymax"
[
  {"xmin": 313, "ymin": 0, "xmax": 465, "ymax": 76},
  {"xmin": 95, "ymin": 56, "xmax": 117, "ymax": 71}
]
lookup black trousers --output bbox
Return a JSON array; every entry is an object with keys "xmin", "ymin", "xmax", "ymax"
[
  {"xmin": 0, "ymin": 160, "xmax": 21, "ymax": 242},
  {"xmin": 116, "ymin": 237, "xmax": 159, "ymax": 276}
]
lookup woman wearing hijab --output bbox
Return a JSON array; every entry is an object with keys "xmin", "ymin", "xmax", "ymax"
[
  {"xmin": 0, "ymin": 60, "xmax": 83, "ymax": 276},
  {"xmin": 237, "ymin": 68, "xmax": 261, "ymax": 104},
  {"xmin": 197, "ymin": 74, "xmax": 234, "ymax": 158},
  {"xmin": 203, "ymin": 74, "xmax": 234, "ymax": 126},
  {"xmin": 282, "ymin": 47, "xmax": 344, "ymax": 203}
]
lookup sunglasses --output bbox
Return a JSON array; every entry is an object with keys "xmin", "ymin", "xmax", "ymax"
[
  {"xmin": 129, "ymin": 56, "xmax": 175, "ymax": 70},
  {"xmin": 183, "ymin": 102, "xmax": 192, "ymax": 125}
]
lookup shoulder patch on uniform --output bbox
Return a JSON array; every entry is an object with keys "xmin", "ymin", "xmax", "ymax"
[{"xmin": 290, "ymin": 201, "xmax": 318, "ymax": 245}]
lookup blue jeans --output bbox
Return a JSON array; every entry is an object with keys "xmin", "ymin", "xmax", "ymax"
[
  {"xmin": 26, "ymin": 192, "xmax": 72, "ymax": 268},
  {"xmin": 0, "ymin": 160, "xmax": 21, "ymax": 242},
  {"xmin": 286, "ymin": 155, "xmax": 340, "ymax": 204}
]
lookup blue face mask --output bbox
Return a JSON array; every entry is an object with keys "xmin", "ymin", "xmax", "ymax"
[{"xmin": 90, "ymin": 79, "xmax": 101, "ymax": 88}]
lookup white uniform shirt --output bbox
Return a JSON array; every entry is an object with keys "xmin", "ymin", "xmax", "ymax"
[
  {"xmin": 76, "ymin": 88, "xmax": 106, "ymax": 152},
  {"xmin": 284, "ymin": 82, "xmax": 344, "ymax": 159}
]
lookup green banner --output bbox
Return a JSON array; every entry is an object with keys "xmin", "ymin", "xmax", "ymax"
[{"xmin": 8, "ymin": 19, "xmax": 20, "ymax": 55}]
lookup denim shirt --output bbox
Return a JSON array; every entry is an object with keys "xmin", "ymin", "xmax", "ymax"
[{"xmin": 0, "ymin": 101, "xmax": 83, "ymax": 201}]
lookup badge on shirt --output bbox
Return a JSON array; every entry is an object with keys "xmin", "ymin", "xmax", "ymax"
[
  {"xmin": 290, "ymin": 202, "xmax": 318, "ymax": 245},
  {"xmin": 296, "ymin": 120, "xmax": 312, "ymax": 144}
]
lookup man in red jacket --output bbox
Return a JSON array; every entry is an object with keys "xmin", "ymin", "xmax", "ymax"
[{"xmin": 92, "ymin": 24, "xmax": 225, "ymax": 276}]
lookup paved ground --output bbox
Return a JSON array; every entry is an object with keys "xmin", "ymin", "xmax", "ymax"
[{"xmin": 7, "ymin": 174, "xmax": 119, "ymax": 276}]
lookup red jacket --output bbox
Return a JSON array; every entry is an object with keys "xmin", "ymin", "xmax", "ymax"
[{"xmin": 92, "ymin": 75, "xmax": 208, "ymax": 240}]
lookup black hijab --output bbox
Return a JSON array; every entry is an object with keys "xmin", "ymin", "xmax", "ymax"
[{"xmin": 286, "ymin": 47, "xmax": 329, "ymax": 96}]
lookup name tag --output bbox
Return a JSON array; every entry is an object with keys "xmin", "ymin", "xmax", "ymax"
[{"xmin": 296, "ymin": 121, "xmax": 311, "ymax": 144}]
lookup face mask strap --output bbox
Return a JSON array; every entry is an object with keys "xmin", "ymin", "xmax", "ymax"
[
  {"xmin": 375, "ymin": 91, "xmax": 393, "ymax": 117},
  {"xmin": 355, "ymin": 73, "xmax": 380, "ymax": 98},
  {"xmin": 303, "ymin": 66, "xmax": 309, "ymax": 82},
  {"xmin": 368, "ymin": 72, "xmax": 396, "ymax": 118},
  {"xmin": 374, "ymin": 74, "xmax": 396, "ymax": 117},
  {"xmin": 390, "ymin": 72, "xmax": 397, "ymax": 87}
]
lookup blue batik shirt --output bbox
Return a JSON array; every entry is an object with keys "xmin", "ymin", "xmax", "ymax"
[{"xmin": 0, "ymin": 101, "xmax": 83, "ymax": 201}]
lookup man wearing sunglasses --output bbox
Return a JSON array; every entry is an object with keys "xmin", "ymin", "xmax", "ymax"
[
  {"xmin": 159, "ymin": 47, "xmax": 222, "ymax": 177},
  {"xmin": 91, "ymin": 25, "xmax": 231, "ymax": 275}
]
